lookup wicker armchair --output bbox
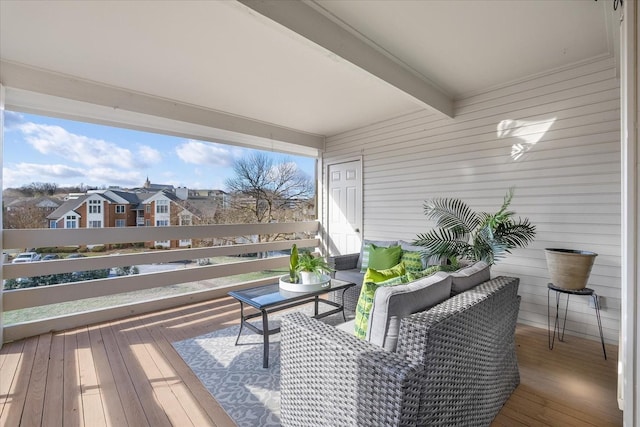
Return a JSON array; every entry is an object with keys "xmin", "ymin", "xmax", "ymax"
[
  {"xmin": 280, "ymin": 276, "xmax": 520, "ymax": 426},
  {"xmin": 327, "ymin": 253, "xmax": 363, "ymax": 311}
]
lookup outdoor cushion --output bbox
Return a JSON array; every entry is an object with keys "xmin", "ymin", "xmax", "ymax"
[
  {"xmin": 399, "ymin": 240, "xmax": 442, "ymax": 267},
  {"xmin": 354, "ymin": 263, "xmax": 406, "ymax": 339},
  {"xmin": 358, "ymin": 239, "xmax": 398, "ymax": 270},
  {"xmin": 367, "ymin": 244, "xmax": 403, "ymax": 271},
  {"xmin": 449, "ymin": 260, "xmax": 491, "ymax": 295},
  {"xmin": 367, "ymin": 271, "xmax": 452, "ymax": 351},
  {"xmin": 334, "ymin": 269, "xmax": 366, "ymax": 285},
  {"xmin": 399, "ymin": 250, "xmax": 424, "ymax": 273}
]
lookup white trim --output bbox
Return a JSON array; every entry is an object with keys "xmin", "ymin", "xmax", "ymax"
[
  {"xmin": 322, "ymin": 155, "xmax": 364, "ymax": 256},
  {"xmin": 0, "ymin": 83, "xmax": 5, "ymax": 346},
  {"xmin": 1, "ymin": 63, "xmax": 324, "ymax": 157},
  {"xmin": 620, "ymin": 0, "xmax": 639, "ymax": 422}
]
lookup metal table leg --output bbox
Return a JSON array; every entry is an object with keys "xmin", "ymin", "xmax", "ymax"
[
  {"xmin": 262, "ymin": 309, "xmax": 269, "ymax": 368},
  {"xmin": 592, "ymin": 293, "xmax": 607, "ymax": 360},
  {"xmin": 234, "ymin": 301, "xmax": 245, "ymax": 346}
]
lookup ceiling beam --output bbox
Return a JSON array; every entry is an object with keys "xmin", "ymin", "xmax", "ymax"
[
  {"xmin": 0, "ymin": 60, "xmax": 325, "ymax": 154},
  {"xmin": 238, "ymin": 0, "xmax": 454, "ymax": 118}
]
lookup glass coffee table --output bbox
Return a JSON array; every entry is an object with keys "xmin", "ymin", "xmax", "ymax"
[{"xmin": 228, "ymin": 278, "xmax": 355, "ymax": 368}]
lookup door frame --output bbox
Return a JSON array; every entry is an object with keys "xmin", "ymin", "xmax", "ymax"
[{"xmin": 322, "ymin": 156, "xmax": 363, "ymax": 257}]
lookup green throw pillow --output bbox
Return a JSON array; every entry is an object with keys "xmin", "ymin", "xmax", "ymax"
[
  {"xmin": 400, "ymin": 250, "xmax": 424, "ymax": 274},
  {"xmin": 366, "ymin": 244, "xmax": 403, "ymax": 271},
  {"xmin": 354, "ymin": 262, "xmax": 406, "ymax": 339},
  {"xmin": 360, "ymin": 242, "xmax": 399, "ymax": 273}
]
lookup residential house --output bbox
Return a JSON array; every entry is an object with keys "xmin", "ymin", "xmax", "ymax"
[{"xmin": 46, "ymin": 189, "xmax": 201, "ymax": 248}]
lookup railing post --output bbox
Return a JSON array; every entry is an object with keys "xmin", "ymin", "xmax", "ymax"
[{"xmin": 1, "ymin": 83, "xmax": 5, "ymax": 347}]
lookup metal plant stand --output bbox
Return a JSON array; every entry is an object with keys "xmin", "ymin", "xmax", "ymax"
[{"xmin": 547, "ymin": 283, "xmax": 607, "ymax": 360}]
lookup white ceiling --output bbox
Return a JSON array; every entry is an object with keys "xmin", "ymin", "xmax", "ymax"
[{"xmin": 0, "ymin": 0, "xmax": 615, "ymax": 140}]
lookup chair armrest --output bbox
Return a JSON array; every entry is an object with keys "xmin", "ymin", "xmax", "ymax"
[
  {"xmin": 280, "ymin": 312, "xmax": 423, "ymax": 427},
  {"xmin": 327, "ymin": 253, "xmax": 360, "ymax": 272}
]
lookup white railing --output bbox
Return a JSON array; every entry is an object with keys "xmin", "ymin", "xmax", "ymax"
[{"xmin": 2, "ymin": 221, "xmax": 319, "ymax": 342}]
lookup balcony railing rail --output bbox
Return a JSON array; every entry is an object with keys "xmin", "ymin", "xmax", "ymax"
[{"xmin": 2, "ymin": 221, "xmax": 319, "ymax": 342}]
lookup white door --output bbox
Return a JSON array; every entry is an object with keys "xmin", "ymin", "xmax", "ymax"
[{"xmin": 327, "ymin": 160, "xmax": 362, "ymax": 255}]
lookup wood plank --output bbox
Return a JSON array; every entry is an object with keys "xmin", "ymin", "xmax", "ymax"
[
  {"xmin": 106, "ymin": 321, "xmax": 172, "ymax": 427},
  {"xmin": 97, "ymin": 324, "xmax": 150, "ymax": 427},
  {"xmin": 110, "ymin": 316, "xmax": 196, "ymax": 426},
  {"xmin": 42, "ymin": 333, "xmax": 64, "ymax": 427},
  {"xmin": 20, "ymin": 334, "xmax": 52, "ymax": 427},
  {"xmin": 127, "ymin": 317, "xmax": 216, "ymax": 426},
  {"xmin": 86, "ymin": 325, "xmax": 128, "ymax": 427},
  {"xmin": 1, "ymin": 336, "xmax": 37, "ymax": 427},
  {"xmin": 0, "ymin": 340, "xmax": 25, "ymax": 419},
  {"xmin": 63, "ymin": 329, "xmax": 84, "ymax": 427},
  {"xmin": 76, "ymin": 327, "xmax": 107, "ymax": 427},
  {"xmin": 148, "ymin": 322, "xmax": 235, "ymax": 427}
]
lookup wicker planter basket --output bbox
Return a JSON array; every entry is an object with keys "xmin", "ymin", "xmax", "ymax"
[{"xmin": 544, "ymin": 248, "xmax": 597, "ymax": 290}]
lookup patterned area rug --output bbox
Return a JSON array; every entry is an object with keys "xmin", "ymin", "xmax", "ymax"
[{"xmin": 173, "ymin": 307, "xmax": 351, "ymax": 427}]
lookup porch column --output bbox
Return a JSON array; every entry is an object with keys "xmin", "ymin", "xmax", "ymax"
[
  {"xmin": 620, "ymin": 0, "xmax": 638, "ymax": 424},
  {"xmin": 0, "ymin": 83, "xmax": 5, "ymax": 347}
]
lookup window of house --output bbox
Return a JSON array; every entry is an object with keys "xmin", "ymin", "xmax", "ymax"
[
  {"xmin": 88, "ymin": 199, "xmax": 102, "ymax": 214},
  {"xmin": 88, "ymin": 220, "xmax": 102, "ymax": 228},
  {"xmin": 156, "ymin": 219, "xmax": 169, "ymax": 226},
  {"xmin": 115, "ymin": 219, "xmax": 126, "ymax": 227},
  {"xmin": 146, "ymin": 205, "xmax": 151, "ymax": 213},
  {"xmin": 180, "ymin": 216, "xmax": 191, "ymax": 226},
  {"xmin": 50, "ymin": 220, "xmax": 57, "ymax": 229},
  {"xmin": 116, "ymin": 205, "xmax": 125, "ymax": 214},
  {"xmin": 65, "ymin": 215, "xmax": 78, "ymax": 229},
  {"xmin": 145, "ymin": 219, "xmax": 151, "ymax": 226},
  {"xmin": 156, "ymin": 199, "xmax": 169, "ymax": 214}
]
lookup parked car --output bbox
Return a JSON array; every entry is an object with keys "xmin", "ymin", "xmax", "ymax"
[
  {"xmin": 41, "ymin": 254, "xmax": 60, "ymax": 261},
  {"xmin": 12, "ymin": 252, "xmax": 41, "ymax": 263},
  {"xmin": 66, "ymin": 253, "xmax": 86, "ymax": 259}
]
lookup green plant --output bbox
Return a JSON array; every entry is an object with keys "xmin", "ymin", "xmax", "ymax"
[
  {"xmin": 414, "ymin": 188, "xmax": 536, "ymax": 265},
  {"xmin": 289, "ymin": 244, "xmax": 299, "ymax": 283},
  {"xmin": 295, "ymin": 250, "xmax": 333, "ymax": 275}
]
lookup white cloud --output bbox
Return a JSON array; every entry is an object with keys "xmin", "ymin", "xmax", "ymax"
[
  {"xmin": 87, "ymin": 168, "xmax": 142, "ymax": 187},
  {"xmin": 137, "ymin": 145, "xmax": 162, "ymax": 165},
  {"xmin": 18, "ymin": 122, "xmax": 152, "ymax": 169},
  {"xmin": 175, "ymin": 140, "xmax": 235, "ymax": 166},
  {"xmin": 3, "ymin": 162, "xmax": 85, "ymax": 188}
]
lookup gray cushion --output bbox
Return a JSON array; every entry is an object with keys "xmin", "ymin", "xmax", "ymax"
[
  {"xmin": 334, "ymin": 269, "xmax": 365, "ymax": 285},
  {"xmin": 335, "ymin": 319, "xmax": 355, "ymax": 334},
  {"xmin": 366, "ymin": 272, "xmax": 452, "ymax": 351},
  {"xmin": 449, "ymin": 261, "xmax": 491, "ymax": 295},
  {"xmin": 357, "ymin": 239, "xmax": 398, "ymax": 269}
]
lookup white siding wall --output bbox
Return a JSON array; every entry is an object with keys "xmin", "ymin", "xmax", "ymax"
[{"xmin": 322, "ymin": 57, "xmax": 620, "ymax": 344}]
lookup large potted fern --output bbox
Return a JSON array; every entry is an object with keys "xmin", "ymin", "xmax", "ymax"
[{"xmin": 414, "ymin": 188, "xmax": 536, "ymax": 265}]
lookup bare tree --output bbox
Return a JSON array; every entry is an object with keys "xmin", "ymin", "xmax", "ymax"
[
  {"xmin": 18, "ymin": 182, "xmax": 58, "ymax": 196},
  {"xmin": 225, "ymin": 153, "xmax": 314, "ymax": 251},
  {"xmin": 3, "ymin": 205, "xmax": 49, "ymax": 229}
]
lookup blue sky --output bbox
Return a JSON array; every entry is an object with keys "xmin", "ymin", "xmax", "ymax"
[{"xmin": 2, "ymin": 111, "xmax": 316, "ymax": 190}]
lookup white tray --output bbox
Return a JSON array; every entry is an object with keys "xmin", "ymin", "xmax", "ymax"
[{"xmin": 279, "ymin": 274, "xmax": 331, "ymax": 293}]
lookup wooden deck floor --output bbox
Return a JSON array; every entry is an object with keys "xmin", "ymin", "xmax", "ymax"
[{"xmin": 1, "ymin": 296, "xmax": 622, "ymax": 426}]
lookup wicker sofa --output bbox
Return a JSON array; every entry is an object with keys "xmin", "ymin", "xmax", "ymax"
[
  {"xmin": 328, "ymin": 239, "xmax": 444, "ymax": 312},
  {"xmin": 280, "ymin": 275, "xmax": 521, "ymax": 426}
]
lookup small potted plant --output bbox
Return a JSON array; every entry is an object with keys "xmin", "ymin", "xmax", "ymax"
[
  {"xmin": 296, "ymin": 250, "xmax": 333, "ymax": 284},
  {"xmin": 289, "ymin": 244, "xmax": 299, "ymax": 283}
]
